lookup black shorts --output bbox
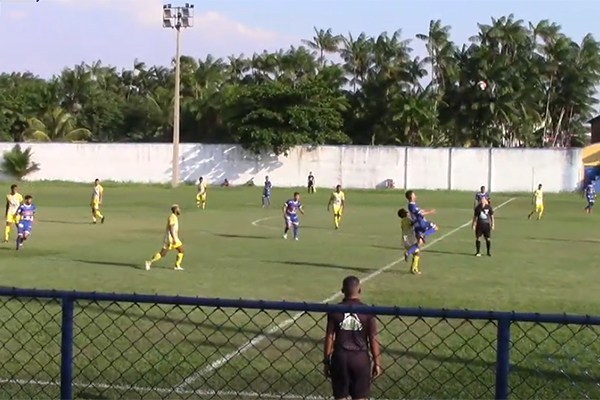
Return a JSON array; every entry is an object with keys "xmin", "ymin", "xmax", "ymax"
[
  {"xmin": 475, "ymin": 223, "xmax": 491, "ymax": 239},
  {"xmin": 330, "ymin": 350, "xmax": 371, "ymax": 399}
]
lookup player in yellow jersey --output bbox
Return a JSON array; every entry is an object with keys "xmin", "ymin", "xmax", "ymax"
[
  {"xmin": 145, "ymin": 204, "xmax": 185, "ymax": 271},
  {"xmin": 398, "ymin": 208, "xmax": 421, "ymax": 275},
  {"xmin": 528, "ymin": 183, "xmax": 544, "ymax": 220},
  {"xmin": 5, "ymin": 184, "xmax": 23, "ymax": 242},
  {"xmin": 327, "ymin": 185, "xmax": 345, "ymax": 229},
  {"xmin": 91, "ymin": 179, "xmax": 105, "ymax": 224},
  {"xmin": 196, "ymin": 177, "xmax": 207, "ymax": 209}
]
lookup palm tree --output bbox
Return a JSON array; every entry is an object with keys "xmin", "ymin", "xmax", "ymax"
[
  {"xmin": 302, "ymin": 27, "xmax": 342, "ymax": 67},
  {"xmin": 23, "ymin": 107, "xmax": 92, "ymax": 142}
]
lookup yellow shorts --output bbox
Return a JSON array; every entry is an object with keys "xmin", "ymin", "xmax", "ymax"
[
  {"xmin": 535, "ymin": 203, "xmax": 544, "ymax": 212},
  {"xmin": 332, "ymin": 205, "xmax": 343, "ymax": 215},
  {"xmin": 196, "ymin": 193, "xmax": 206, "ymax": 202},
  {"xmin": 6, "ymin": 214, "xmax": 19, "ymax": 224},
  {"xmin": 163, "ymin": 240, "xmax": 183, "ymax": 251},
  {"xmin": 91, "ymin": 200, "xmax": 100, "ymax": 210}
]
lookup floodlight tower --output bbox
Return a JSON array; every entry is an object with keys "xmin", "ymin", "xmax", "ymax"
[{"xmin": 163, "ymin": 3, "xmax": 194, "ymax": 188}]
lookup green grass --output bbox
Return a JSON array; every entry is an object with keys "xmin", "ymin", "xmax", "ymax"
[{"xmin": 0, "ymin": 182, "xmax": 599, "ymax": 399}]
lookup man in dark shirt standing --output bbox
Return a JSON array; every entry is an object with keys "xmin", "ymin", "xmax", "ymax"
[
  {"xmin": 472, "ymin": 197, "xmax": 494, "ymax": 257},
  {"xmin": 308, "ymin": 172, "xmax": 315, "ymax": 193},
  {"xmin": 324, "ymin": 276, "xmax": 382, "ymax": 400}
]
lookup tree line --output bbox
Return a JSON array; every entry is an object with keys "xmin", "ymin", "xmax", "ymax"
[{"xmin": 1, "ymin": 15, "xmax": 599, "ymax": 155}]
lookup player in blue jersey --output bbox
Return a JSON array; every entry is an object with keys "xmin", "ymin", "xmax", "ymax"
[
  {"xmin": 404, "ymin": 190, "xmax": 437, "ymax": 258},
  {"xmin": 283, "ymin": 192, "xmax": 304, "ymax": 240},
  {"xmin": 474, "ymin": 186, "xmax": 490, "ymax": 207},
  {"xmin": 15, "ymin": 195, "xmax": 36, "ymax": 250},
  {"xmin": 262, "ymin": 176, "xmax": 272, "ymax": 208},
  {"xmin": 584, "ymin": 182, "xmax": 596, "ymax": 214}
]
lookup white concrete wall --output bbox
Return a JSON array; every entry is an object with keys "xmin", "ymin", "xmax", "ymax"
[{"xmin": 0, "ymin": 143, "xmax": 583, "ymax": 192}]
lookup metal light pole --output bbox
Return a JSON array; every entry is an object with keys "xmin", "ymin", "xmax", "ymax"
[{"xmin": 163, "ymin": 3, "xmax": 194, "ymax": 188}]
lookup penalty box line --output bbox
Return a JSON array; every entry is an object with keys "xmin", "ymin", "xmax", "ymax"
[{"xmin": 178, "ymin": 197, "xmax": 516, "ymax": 389}]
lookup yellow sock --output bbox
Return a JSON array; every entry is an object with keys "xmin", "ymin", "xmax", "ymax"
[
  {"xmin": 202, "ymin": 202, "xmax": 206, "ymax": 209},
  {"xmin": 175, "ymin": 253, "xmax": 184, "ymax": 268},
  {"xmin": 412, "ymin": 254, "xmax": 420, "ymax": 272},
  {"xmin": 96, "ymin": 210, "xmax": 104, "ymax": 219},
  {"xmin": 150, "ymin": 253, "xmax": 162, "ymax": 263},
  {"xmin": 4, "ymin": 225, "xmax": 10, "ymax": 241},
  {"xmin": 334, "ymin": 216, "xmax": 339, "ymax": 228}
]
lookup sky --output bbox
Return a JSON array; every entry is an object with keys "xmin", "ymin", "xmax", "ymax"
[{"xmin": 0, "ymin": 0, "xmax": 599, "ymax": 78}]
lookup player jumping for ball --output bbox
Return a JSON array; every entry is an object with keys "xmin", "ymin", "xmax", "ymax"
[
  {"xmin": 404, "ymin": 190, "xmax": 438, "ymax": 265},
  {"xmin": 398, "ymin": 208, "xmax": 421, "ymax": 274}
]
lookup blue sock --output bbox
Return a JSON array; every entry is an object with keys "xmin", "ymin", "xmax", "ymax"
[
  {"xmin": 293, "ymin": 226, "xmax": 299, "ymax": 238},
  {"xmin": 407, "ymin": 244, "xmax": 419, "ymax": 255}
]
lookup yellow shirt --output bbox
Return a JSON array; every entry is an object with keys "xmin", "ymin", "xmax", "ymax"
[
  {"xmin": 401, "ymin": 217, "xmax": 413, "ymax": 236},
  {"xmin": 6, "ymin": 193, "xmax": 23, "ymax": 215},
  {"xmin": 166, "ymin": 213, "xmax": 179, "ymax": 242},
  {"xmin": 533, "ymin": 189, "xmax": 543, "ymax": 205},
  {"xmin": 330, "ymin": 191, "xmax": 345, "ymax": 206},
  {"xmin": 92, "ymin": 184, "xmax": 104, "ymax": 202},
  {"xmin": 197, "ymin": 181, "xmax": 207, "ymax": 195}
]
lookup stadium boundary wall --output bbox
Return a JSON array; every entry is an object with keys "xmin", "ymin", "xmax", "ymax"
[{"xmin": 0, "ymin": 143, "xmax": 583, "ymax": 192}]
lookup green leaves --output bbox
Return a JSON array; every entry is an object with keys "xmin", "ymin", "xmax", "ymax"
[
  {"xmin": 224, "ymin": 80, "xmax": 350, "ymax": 155},
  {"xmin": 1, "ymin": 17, "xmax": 600, "ymax": 149},
  {"xmin": 1, "ymin": 145, "xmax": 41, "ymax": 181}
]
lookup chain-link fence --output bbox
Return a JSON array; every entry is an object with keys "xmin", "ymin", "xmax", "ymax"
[{"xmin": 0, "ymin": 288, "xmax": 598, "ymax": 399}]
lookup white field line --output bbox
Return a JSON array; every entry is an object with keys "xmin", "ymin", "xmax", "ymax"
[
  {"xmin": 178, "ymin": 197, "xmax": 516, "ymax": 389},
  {"xmin": 0, "ymin": 377, "xmax": 357, "ymax": 400}
]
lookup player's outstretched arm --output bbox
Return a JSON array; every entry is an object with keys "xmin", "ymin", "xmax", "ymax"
[{"xmin": 4, "ymin": 200, "xmax": 8, "ymax": 218}]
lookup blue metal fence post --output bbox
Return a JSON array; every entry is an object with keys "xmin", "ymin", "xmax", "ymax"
[
  {"xmin": 495, "ymin": 318, "xmax": 511, "ymax": 400},
  {"xmin": 60, "ymin": 296, "xmax": 75, "ymax": 400}
]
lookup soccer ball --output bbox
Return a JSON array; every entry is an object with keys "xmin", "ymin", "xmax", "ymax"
[{"xmin": 477, "ymin": 80, "xmax": 488, "ymax": 90}]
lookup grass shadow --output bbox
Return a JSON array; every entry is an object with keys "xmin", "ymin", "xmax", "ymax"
[
  {"xmin": 526, "ymin": 237, "xmax": 600, "ymax": 244},
  {"xmin": 372, "ymin": 245, "xmax": 399, "ymax": 251},
  {"xmin": 39, "ymin": 219, "xmax": 91, "ymax": 225},
  {"xmin": 426, "ymin": 249, "xmax": 476, "ymax": 257},
  {"xmin": 213, "ymin": 233, "xmax": 270, "ymax": 239},
  {"xmin": 265, "ymin": 260, "xmax": 393, "ymax": 274},
  {"xmin": 74, "ymin": 259, "xmax": 140, "ymax": 269}
]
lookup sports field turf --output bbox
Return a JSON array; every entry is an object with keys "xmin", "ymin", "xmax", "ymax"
[{"xmin": 0, "ymin": 182, "xmax": 599, "ymax": 399}]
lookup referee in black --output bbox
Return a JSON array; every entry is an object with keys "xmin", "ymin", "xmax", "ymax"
[
  {"xmin": 323, "ymin": 276, "xmax": 382, "ymax": 400},
  {"xmin": 472, "ymin": 196, "xmax": 494, "ymax": 256}
]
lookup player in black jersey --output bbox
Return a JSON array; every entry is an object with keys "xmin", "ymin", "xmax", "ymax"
[{"xmin": 472, "ymin": 197, "xmax": 494, "ymax": 256}]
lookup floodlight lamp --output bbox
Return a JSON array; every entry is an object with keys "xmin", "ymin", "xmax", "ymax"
[
  {"xmin": 163, "ymin": 9, "xmax": 172, "ymax": 18},
  {"xmin": 163, "ymin": 19, "xmax": 173, "ymax": 28},
  {"xmin": 182, "ymin": 8, "xmax": 189, "ymax": 17},
  {"xmin": 181, "ymin": 17, "xmax": 191, "ymax": 27}
]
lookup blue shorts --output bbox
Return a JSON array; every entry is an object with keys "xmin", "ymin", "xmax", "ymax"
[
  {"xmin": 263, "ymin": 192, "xmax": 271, "ymax": 198},
  {"xmin": 285, "ymin": 215, "xmax": 299, "ymax": 226},
  {"xmin": 587, "ymin": 199, "xmax": 595, "ymax": 208},
  {"xmin": 18, "ymin": 221, "xmax": 32, "ymax": 235}
]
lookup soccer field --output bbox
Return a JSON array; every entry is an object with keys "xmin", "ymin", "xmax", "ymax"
[{"xmin": 1, "ymin": 182, "xmax": 599, "ymax": 399}]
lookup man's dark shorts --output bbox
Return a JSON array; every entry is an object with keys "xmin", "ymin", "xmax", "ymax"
[
  {"xmin": 476, "ymin": 223, "xmax": 491, "ymax": 239},
  {"xmin": 330, "ymin": 350, "xmax": 371, "ymax": 399}
]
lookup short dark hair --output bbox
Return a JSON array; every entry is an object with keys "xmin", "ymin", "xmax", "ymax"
[
  {"xmin": 10, "ymin": 184, "xmax": 17, "ymax": 190},
  {"xmin": 342, "ymin": 276, "xmax": 360, "ymax": 295},
  {"xmin": 405, "ymin": 190, "xmax": 414, "ymax": 200},
  {"xmin": 398, "ymin": 208, "xmax": 408, "ymax": 218},
  {"xmin": 336, "ymin": 184, "xmax": 341, "ymax": 189},
  {"xmin": 480, "ymin": 186, "xmax": 485, "ymax": 191},
  {"xmin": 24, "ymin": 195, "xmax": 32, "ymax": 200},
  {"xmin": 294, "ymin": 191, "xmax": 300, "ymax": 196}
]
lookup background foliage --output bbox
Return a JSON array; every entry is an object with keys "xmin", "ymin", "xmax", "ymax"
[{"xmin": 1, "ymin": 16, "xmax": 599, "ymax": 154}]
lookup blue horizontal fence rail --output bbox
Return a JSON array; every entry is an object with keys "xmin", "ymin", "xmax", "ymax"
[{"xmin": 0, "ymin": 288, "xmax": 599, "ymax": 400}]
